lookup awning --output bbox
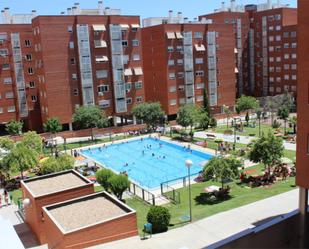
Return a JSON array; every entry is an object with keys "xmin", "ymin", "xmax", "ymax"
[
  {"xmin": 95, "ymin": 56, "xmax": 109, "ymax": 62},
  {"xmin": 175, "ymin": 32, "xmax": 183, "ymax": 39},
  {"xmin": 120, "ymin": 24, "xmax": 130, "ymax": 29},
  {"xmin": 93, "ymin": 24, "xmax": 106, "ymax": 31},
  {"xmin": 235, "ymin": 67, "xmax": 239, "ymax": 73},
  {"xmin": 124, "ymin": 68, "xmax": 133, "ymax": 76},
  {"xmin": 234, "ymin": 48, "xmax": 238, "ymax": 53},
  {"xmin": 131, "ymin": 24, "xmax": 140, "ymax": 28},
  {"xmin": 94, "ymin": 40, "xmax": 107, "ymax": 48},
  {"xmin": 194, "ymin": 44, "xmax": 206, "ymax": 51},
  {"xmin": 166, "ymin": 32, "xmax": 176, "ymax": 39},
  {"xmin": 134, "ymin": 67, "xmax": 143, "ymax": 75}
]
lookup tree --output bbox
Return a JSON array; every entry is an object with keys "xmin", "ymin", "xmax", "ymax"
[
  {"xmin": 176, "ymin": 104, "xmax": 199, "ymax": 137},
  {"xmin": 0, "ymin": 137, "xmax": 14, "ymax": 151},
  {"xmin": 256, "ymin": 108, "xmax": 262, "ymax": 137},
  {"xmin": 248, "ymin": 131, "xmax": 284, "ymax": 173},
  {"xmin": 197, "ymin": 109, "xmax": 210, "ymax": 130},
  {"xmin": 44, "ymin": 117, "xmax": 62, "ymax": 135},
  {"xmin": 131, "ymin": 102, "xmax": 165, "ymax": 130},
  {"xmin": 236, "ymin": 95, "xmax": 259, "ymax": 114},
  {"xmin": 203, "ymin": 157, "xmax": 240, "ymax": 188},
  {"xmin": 289, "ymin": 116, "xmax": 297, "ymax": 134},
  {"xmin": 209, "ymin": 117, "xmax": 217, "ymax": 129},
  {"xmin": 277, "ymin": 106, "xmax": 290, "ymax": 135},
  {"xmin": 223, "ymin": 105, "xmax": 232, "ymax": 129},
  {"xmin": 40, "ymin": 154, "xmax": 74, "ymax": 175},
  {"xmin": 108, "ymin": 174, "xmax": 130, "ymax": 200},
  {"xmin": 147, "ymin": 206, "xmax": 171, "ymax": 233},
  {"xmin": 5, "ymin": 120, "xmax": 23, "ymax": 135},
  {"xmin": 245, "ymin": 112, "xmax": 250, "ymax": 126},
  {"xmin": 21, "ymin": 131, "xmax": 43, "ymax": 154},
  {"xmin": 3, "ymin": 143, "xmax": 38, "ymax": 178},
  {"xmin": 95, "ymin": 168, "xmax": 114, "ymax": 191},
  {"xmin": 202, "ymin": 88, "xmax": 211, "ymax": 117},
  {"xmin": 73, "ymin": 105, "xmax": 108, "ymax": 140}
]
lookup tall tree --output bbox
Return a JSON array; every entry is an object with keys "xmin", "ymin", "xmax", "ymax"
[
  {"xmin": 248, "ymin": 131, "xmax": 284, "ymax": 173},
  {"xmin": 202, "ymin": 88, "xmax": 211, "ymax": 116},
  {"xmin": 131, "ymin": 102, "xmax": 165, "ymax": 130},
  {"xmin": 256, "ymin": 108, "xmax": 262, "ymax": 137},
  {"xmin": 5, "ymin": 120, "xmax": 23, "ymax": 135},
  {"xmin": 277, "ymin": 106, "xmax": 290, "ymax": 135},
  {"xmin": 21, "ymin": 131, "xmax": 43, "ymax": 154},
  {"xmin": 44, "ymin": 117, "xmax": 62, "ymax": 135},
  {"xmin": 176, "ymin": 104, "xmax": 199, "ymax": 136},
  {"xmin": 73, "ymin": 105, "xmax": 108, "ymax": 140}
]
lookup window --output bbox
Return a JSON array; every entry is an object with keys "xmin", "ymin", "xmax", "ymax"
[
  {"xmin": 167, "ymin": 46, "xmax": 173, "ymax": 52},
  {"xmin": 70, "ymin": 58, "xmax": 76, "ymax": 65},
  {"xmin": 73, "ymin": 89, "xmax": 79, "ymax": 96},
  {"xmin": 269, "ymin": 77, "xmax": 274, "ymax": 82},
  {"xmin": 275, "ymin": 67, "xmax": 281, "ymax": 72},
  {"xmin": 284, "ymin": 43, "xmax": 289, "ymax": 49},
  {"xmin": 126, "ymin": 98, "xmax": 132, "ymax": 104},
  {"xmin": 276, "ymin": 77, "xmax": 281, "ymax": 82},
  {"xmin": 123, "ymin": 55, "xmax": 129, "ymax": 64},
  {"xmin": 275, "ymin": 25, "xmax": 281, "ymax": 31},
  {"xmin": 194, "ymin": 32, "xmax": 203, "ymax": 39},
  {"xmin": 25, "ymin": 40, "xmax": 31, "ymax": 47},
  {"xmin": 291, "ymin": 42, "xmax": 297, "ymax": 48},
  {"xmin": 135, "ymin": 81, "xmax": 142, "ymax": 89},
  {"xmin": 176, "ymin": 46, "xmax": 183, "ymax": 52},
  {"xmin": 169, "ymin": 86, "xmax": 176, "ymax": 93},
  {"xmin": 125, "ymin": 82, "xmax": 132, "ymax": 93},
  {"xmin": 284, "ymin": 85, "xmax": 289, "ymax": 91},
  {"xmin": 275, "ymin": 46, "xmax": 281, "ymax": 52},
  {"xmin": 177, "ymin": 72, "xmax": 184, "ymax": 78},
  {"xmin": 122, "ymin": 40, "xmax": 128, "ymax": 46},
  {"xmin": 269, "ymin": 36, "xmax": 274, "ymax": 42},
  {"xmin": 97, "ymin": 85, "xmax": 109, "ymax": 93},
  {"xmin": 283, "ymin": 32, "xmax": 289, "ymax": 38},
  {"xmin": 169, "ymin": 72, "xmax": 175, "ymax": 79},
  {"xmin": 276, "ymin": 57, "xmax": 281, "ymax": 62},
  {"xmin": 290, "ymin": 31, "xmax": 297, "ymax": 38},
  {"xmin": 69, "ymin": 41, "xmax": 74, "ymax": 49},
  {"xmin": 72, "ymin": 73, "xmax": 77, "ymax": 80},
  {"xmin": 31, "ymin": 95, "xmax": 37, "ymax": 102},
  {"xmin": 68, "ymin": 25, "xmax": 73, "ymax": 32},
  {"xmin": 284, "ymin": 64, "xmax": 290, "ymax": 70},
  {"xmin": 195, "ymin": 58, "xmax": 203, "ymax": 64},
  {"xmin": 284, "ymin": 75, "xmax": 290, "ymax": 80},
  {"xmin": 291, "ymin": 53, "xmax": 297, "ymax": 59},
  {"xmin": 269, "ymin": 67, "xmax": 275, "ymax": 72},
  {"xmin": 99, "ymin": 100, "xmax": 110, "ymax": 108},
  {"xmin": 292, "ymin": 75, "xmax": 297, "ymax": 80},
  {"xmin": 28, "ymin": 68, "xmax": 34, "ymax": 75},
  {"xmin": 2, "ymin": 64, "xmax": 9, "ymax": 70},
  {"xmin": 196, "ymin": 83, "xmax": 205, "ymax": 89},
  {"xmin": 268, "ymin": 26, "xmax": 274, "ymax": 31},
  {"xmin": 132, "ymin": 40, "xmax": 139, "ymax": 46},
  {"xmin": 0, "ymin": 49, "xmax": 8, "ymax": 57},
  {"xmin": 196, "ymin": 95, "xmax": 203, "ymax": 102},
  {"xmin": 269, "ymin": 46, "xmax": 274, "ymax": 52},
  {"xmin": 275, "ymin": 14, "xmax": 281, "ymax": 20},
  {"xmin": 133, "ymin": 54, "xmax": 140, "ymax": 61},
  {"xmin": 291, "ymin": 64, "xmax": 297, "ymax": 70},
  {"xmin": 268, "ymin": 15, "xmax": 274, "ymax": 22},
  {"xmin": 5, "ymin": 92, "xmax": 14, "ymax": 99},
  {"xmin": 96, "ymin": 70, "xmax": 108, "ymax": 79},
  {"xmin": 3, "ymin": 77, "xmax": 12, "ymax": 84},
  {"xmin": 178, "ymin": 85, "xmax": 184, "ymax": 91},
  {"xmin": 29, "ymin": 81, "xmax": 35, "ymax": 88},
  {"xmin": 7, "ymin": 106, "xmax": 16, "ymax": 113},
  {"xmin": 0, "ymin": 108, "xmax": 3, "ymax": 113},
  {"xmin": 177, "ymin": 59, "xmax": 183, "ymax": 65},
  {"xmin": 170, "ymin": 99, "xmax": 177, "ymax": 106},
  {"xmin": 179, "ymin": 98, "xmax": 185, "ymax": 104},
  {"xmin": 276, "ymin": 87, "xmax": 282, "ymax": 93},
  {"xmin": 168, "ymin": 60, "xmax": 174, "ymax": 66},
  {"xmin": 136, "ymin": 96, "xmax": 142, "ymax": 103},
  {"xmin": 275, "ymin": 35, "xmax": 281, "ymax": 41},
  {"xmin": 195, "ymin": 71, "xmax": 204, "ymax": 77}
]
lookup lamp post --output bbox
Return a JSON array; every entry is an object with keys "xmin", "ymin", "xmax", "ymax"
[
  {"xmin": 233, "ymin": 118, "xmax": 237, "ymax": 151},
  {"xmin": 185, "ymin": 159, "xmax": 193, "ymax": 222}
]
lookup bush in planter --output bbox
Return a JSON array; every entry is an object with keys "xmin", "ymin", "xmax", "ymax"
[{"xmin": 146, "ymin": 206, "xmax": 171, "ymax": 233}]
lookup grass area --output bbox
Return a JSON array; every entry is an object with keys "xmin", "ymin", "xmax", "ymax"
[
  {"xmin": 10, "ymin": 188, "xmax": 22, "ymax": 205},
  {"xmin": 284, "ymin": 150, "xmax": 296, "ymax": 161},
  {"xmin": 127, "ymin": 163, "xmax": 296, "ymax": 233}
]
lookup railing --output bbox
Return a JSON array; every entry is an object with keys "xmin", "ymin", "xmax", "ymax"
[{"xmin": 128, "ymin": 182, "xmax": 156, "ymax": 205}]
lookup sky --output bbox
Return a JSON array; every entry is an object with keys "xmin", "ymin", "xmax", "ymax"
[{"xmin": 0, "ymin": 0, "xmax": 297, "ymax": 21}]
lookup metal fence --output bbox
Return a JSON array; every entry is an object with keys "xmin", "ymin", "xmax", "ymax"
[
  {"xmin": 128, "ymin": 182, "xmax": 156, "ymax": 205},
  {"xmin": 160, "ymin": 182, "xmax": 180, "ymax": 204}
]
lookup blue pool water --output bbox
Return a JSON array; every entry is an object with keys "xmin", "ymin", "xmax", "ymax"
[{"xmin": 80, "ymin": 138, "xmax": 213, "ymax": 189}]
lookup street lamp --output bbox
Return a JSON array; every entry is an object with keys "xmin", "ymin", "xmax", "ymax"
[
  {"xmin": 233, "ymin": 117, "xmax": 241, "ymax": 151},
  {"xmin": 185, "ymin": 159, "xmax": 193, "ymax": 222}
]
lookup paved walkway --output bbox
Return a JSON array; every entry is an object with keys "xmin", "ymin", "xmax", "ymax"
[
  {"xmin": 90, "ymin": 189, "xmax": 299, "ymax": 249},
  {"xmin": 194, "ymin": 131, "xmax": 296, "ymax": 151}
]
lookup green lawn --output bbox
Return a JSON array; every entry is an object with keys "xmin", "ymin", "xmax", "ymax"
[
  {"xmin": 10, "ymin": 188, "xmax": 22, "ymax": 205},
  {"xmin": 126, "ymin": 163, "xmax": 296, "ymax": 233}
]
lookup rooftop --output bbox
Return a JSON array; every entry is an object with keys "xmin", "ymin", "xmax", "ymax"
[
  {"xmin": 23, "ymin": 170, "xmax": 91, "ymax": 197},
  {"xmin": 45, "ymin": 192, "xmax": 133, "ymax": 233}
]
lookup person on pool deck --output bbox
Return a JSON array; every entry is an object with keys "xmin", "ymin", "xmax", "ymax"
[{"xmin": 73, "ymin": 150, "xmax": 78, "ymax": 157}]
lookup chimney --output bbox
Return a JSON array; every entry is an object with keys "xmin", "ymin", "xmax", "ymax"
[
  {"xmin": 31, "ymin": 10, "xmax": 37, "ymax": 18},
  {"xmin": 168, "ymin": 10, "xmax": 173, "ymax": 23},
  {"xmin": 4, "ymin": 8, "xmax": 10, "ymax": 24},
  {"xmin": 72, "ymin": 6, "xmax": 77, "ymax": 15},
  {"xmin": 60, "ymin": 11, "xmax": 65, "ymax": 15},
  {"xmin": 183, "ymin": 17, "xmax": 188, "ymax": 24},
  {"xmin": 74, "ymin": 3, "xmax": 80, "ymax": 14},
  {"xmin": 1, "ymin": 10, "xmax": 6, "ymax": 24},
  {"xmin": 104, "ymin": 7, "xmax": 110, "ymax": 15},
  {"xmin": 230, "ymin": 0, "xmax": 236, "ymax": 12},
  {"xmin": 177, "ymin": 12, "xmax": 183, "ymax": 23},
  {"xmin": 267, "ymin": 0, "xmax": 272, "ymax": 9},
  {"xmin": 221, "ymin": 2, "xmax": 226, "ymax": 11},
  {"xmin": 67, "ymin": 8, "xmax": 72, "ymax": 15},
  {"xmin": 98, "ymin": 1, "xmax": 104, "ymax": 15}
]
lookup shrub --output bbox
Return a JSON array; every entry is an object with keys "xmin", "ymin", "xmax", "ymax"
[
  {"xmin": 40, "ymin": 154, "xmax": 74, "ymax": 175},
  {"xmin": 95, "ymin": 168, "xmax": 114, "ymax": 191},
  {"xmin": 209, "ymin": 117, "xmax": 217, "ymax": 129},
  {"xmin": 214, "ymin": 138, "xmax": 223, "ymax": 144},
  {"xmin": 272, "ymin": 119, "xmax": 281, "ymax": 129},
  {"xmin": 108, "ymin": 174, "xmax": 130, "ymax": 200},
  {"xmin": 146, "ymin": 206, "xmax": 171, "ymax": 233},
  {"xmin": 223, "ymin": 129, "xmax": 233, "ymax": 135}
]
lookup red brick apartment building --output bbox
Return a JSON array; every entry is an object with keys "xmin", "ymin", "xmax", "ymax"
[
  {"xmin": 0, "ymin": 2, "xmax": 145, "ymax": 132},
  {"xmin": 142, "ymin": 12, "xmax": 236, "ymax": 119},
  {"xmin": 200, "ymin": 0, "xmax": 297, "ymax": 97}
]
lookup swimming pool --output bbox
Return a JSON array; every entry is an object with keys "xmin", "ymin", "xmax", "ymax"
[{"xmin": 80, "ymin": 137, "xmax": 213, "ymax": 189}]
